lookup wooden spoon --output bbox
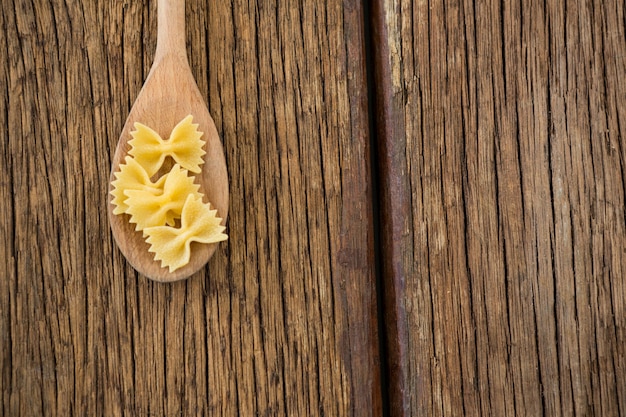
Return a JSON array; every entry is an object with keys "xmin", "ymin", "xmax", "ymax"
[{"xmin": 108, "ymin": 0, "xmax": 228, "ymax": 282}]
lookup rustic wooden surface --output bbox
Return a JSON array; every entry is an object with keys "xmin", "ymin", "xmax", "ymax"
[
  {"xmin": 372, "ymin": 0, "xmax": 626, "ymax": 416},
  {"xmin": 3, "ymin": 0, "xmax": 626, "ymax": 415},
  {"xmin": 1, "ymin": 0, "xmax": 380, "ymax": 416}
]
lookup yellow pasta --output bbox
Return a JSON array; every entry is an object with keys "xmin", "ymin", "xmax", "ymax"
[
  {"xmin": 128, "ymin": 115, "xmax": 206, "ymax": 176},
  {"xmin": 111, "ymin": 115, "xmax": 227, "ymax": 273},
  {"xmin": 125, "ymin": 164, "xmax": 203, "ymax": 232},
  {"xmin": 110, "ymin": 156, "xmax": 167, "ymax": 215},
  {"xmin": 144, "ymin": 194, "xmax": 228, "ymax": 272}
]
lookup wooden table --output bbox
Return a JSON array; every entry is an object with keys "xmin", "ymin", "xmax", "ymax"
[{"xmin": 1, "ymin": 0, "xmax": 625, "ymax": 415}]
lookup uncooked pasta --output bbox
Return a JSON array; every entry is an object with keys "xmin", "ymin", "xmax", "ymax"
[{"xmin": 110, "ymin": 115, "xmax": 227, "ymax": 272}]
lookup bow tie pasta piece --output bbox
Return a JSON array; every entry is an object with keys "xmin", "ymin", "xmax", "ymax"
[
  {"xmin": 129, "ymin": 115, "xmax": 206, "ymax": 176},
  {"xmin": 110, "ymin": 156, "xmax": 167, "ymax": 215},
  {"xmin": 124, "ymin": 164, "xmax": 203, "ymax": 232},
  {"xmin": 144, "ymin": 195, "xmax": 228, "ymax": 272}
]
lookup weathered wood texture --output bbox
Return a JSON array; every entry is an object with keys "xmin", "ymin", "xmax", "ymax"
[
  {"xmin": 373, "ymin": 0, "xmax": 626, "ymax": 415},
  {"xmin": 1, "ymin": 0, "xmax": 380, "ymax": 415}
]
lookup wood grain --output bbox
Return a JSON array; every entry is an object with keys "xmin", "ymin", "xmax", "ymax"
[
  {"xmin": 372, "ymin": 0, "xmax": 626, "ymax": 415},
  {"xmin": 1, "ymin": 0, "xmax": 380, "ymax": 415}
]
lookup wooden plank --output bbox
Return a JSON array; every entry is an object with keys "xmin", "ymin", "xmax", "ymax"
[
  {"xmin": 371, "ymin": 0, "xmax": 626, "ymax": 415},
  {"xmin": 0, "ymin": 0, "xmax": 381, "ymax": 415}
]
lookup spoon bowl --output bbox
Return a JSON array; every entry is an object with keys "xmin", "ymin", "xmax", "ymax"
[{"xmin": 108, "ymin": 0, "xmax": 228, "ymax": 282}]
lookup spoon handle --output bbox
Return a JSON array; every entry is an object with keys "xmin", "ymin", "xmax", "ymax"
[{"xmin": 154, "ymin": 0, "xmax": 187, "ymax": 63}]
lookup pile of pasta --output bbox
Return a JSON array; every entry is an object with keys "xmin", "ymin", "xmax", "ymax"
[{"xmin": 111, "ymin": 115, "xmax": 227, "ymax": 272}]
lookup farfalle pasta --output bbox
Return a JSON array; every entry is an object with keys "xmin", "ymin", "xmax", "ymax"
[
  {"xmin": 125, "ymin": 164, "xmax": 202, "ymax": 231},
  {"xmin": 110, "ymin": 115, "xmax": 227, "ymax": 273},
  {"xmin": 129, "ymin": 115, "xmax": 206, "ymax": 176},
  {"xmin": 145, "ymin": 195, "xmax": 228, "ymax": 272}
]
